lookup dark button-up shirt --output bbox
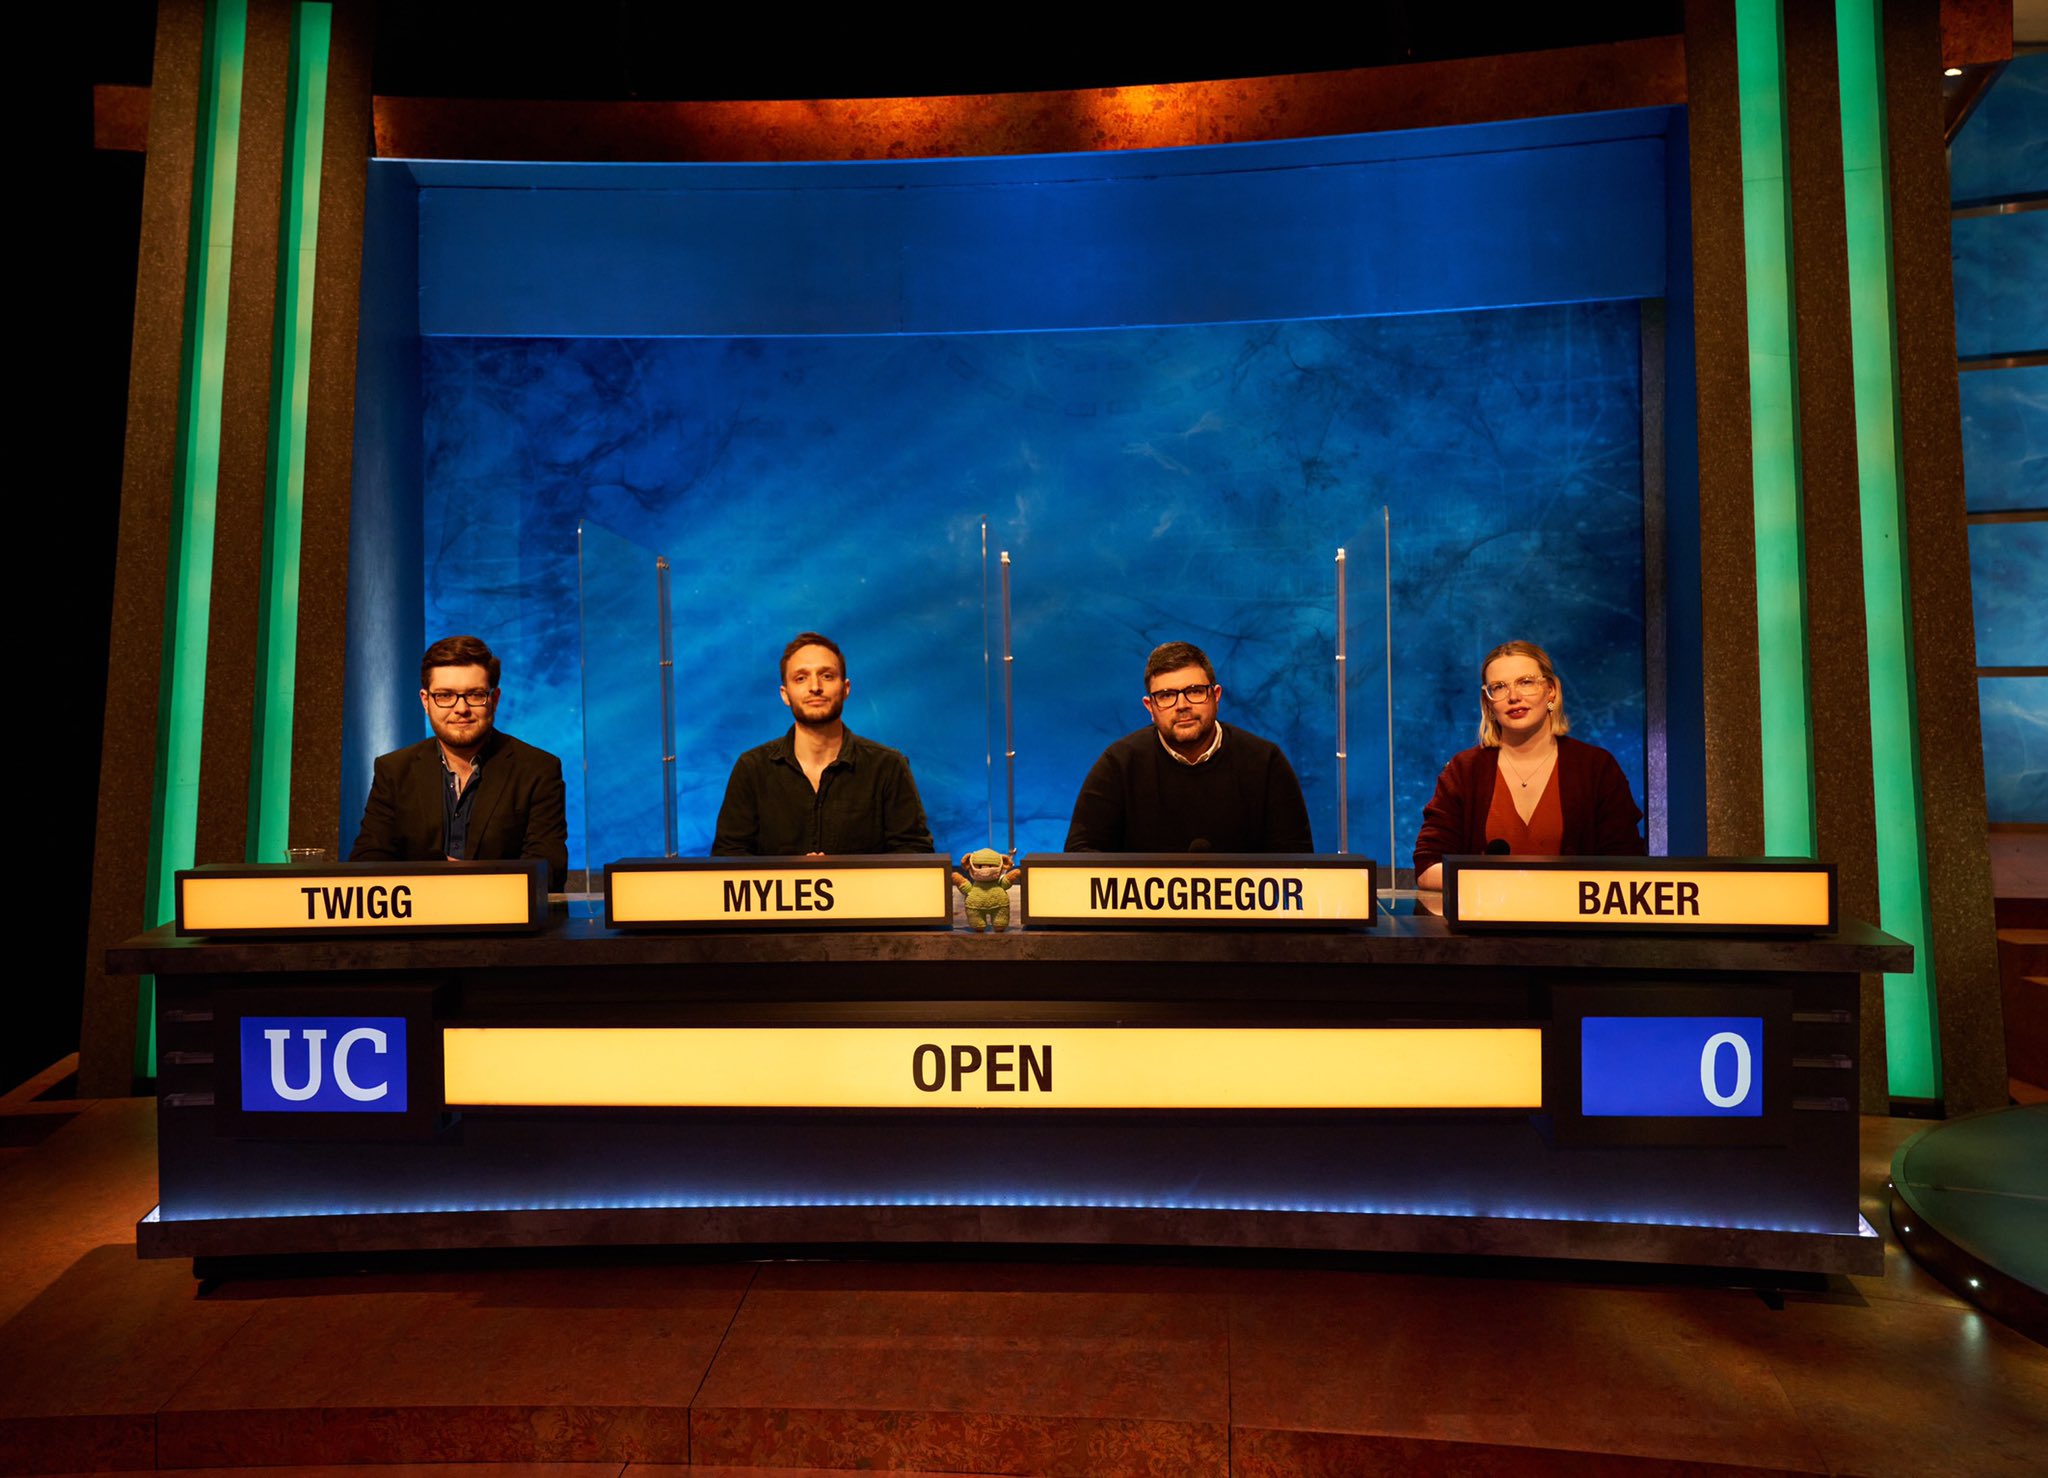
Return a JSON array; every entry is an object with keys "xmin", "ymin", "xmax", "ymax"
[
  {"xmin": 440, "ymin": 745, "xmax": 484, "ymax": 861},
  {"xmin": 711, "ymin": 727, "xmax": 935, "ymax": 856}
]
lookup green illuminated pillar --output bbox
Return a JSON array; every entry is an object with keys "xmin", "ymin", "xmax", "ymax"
[
  {"xmin": 1835, "ymin": 0, "xmax": 1940, "ymax": 1098},
  {"xmin": 249, "ymin": 2, "xmax": 332, "ymax": 861},
  {"xmin": 1734, "ymin": 0, "xmax": 1818, "ymax": 859},
  {"xmin": 141, "ymin": 0, "xmax": 247, "ymax": 1076}
]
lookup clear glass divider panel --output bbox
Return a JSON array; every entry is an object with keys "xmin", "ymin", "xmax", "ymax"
[
  {"xmin": 664, "ymin": 513, "xmax": 988, "ymax": 862},
  {"xmin": 577, "ymin": 520, "xmax": 672, "ymax": 885},
  {"xmin": 1341, "ymin": 512, "xmax": 1395, "ymax": 882}
]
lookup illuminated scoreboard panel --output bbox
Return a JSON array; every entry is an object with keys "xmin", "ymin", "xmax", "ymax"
[
  {"xmin": 1580, "ymin": 1016, "xmax": 1764, "ymax": 1117},
  {"xmin": 136, "ymin": 901, "xmax": 1886, "ymax": 1270},
  {"xmin": 440, "ymin": 1025, "xmax": 1540, "ymax": 1109},
  {"xmin": 226, "ymin": 1014, "xmax": 1775, "ymax": 1125}
]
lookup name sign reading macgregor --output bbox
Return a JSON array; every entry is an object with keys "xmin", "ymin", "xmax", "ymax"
[
  {"xmin": 1020, "ymin": 854, "xmax": 1377, "ymax": 928},
  {"xmin": 442, "ymin": 1025, "xmax": 1540, "ymax": 1109},
  {"xmin": 175, "ymin": 861, "xmax": 548, "ymax": 936},
  {"xmin": 606, "ymin": 856, "xmax": 952, "ymax": 929},
  {"xmin": 1443, "ymin": 857, "xmax": 1837, "ymax": 933}
]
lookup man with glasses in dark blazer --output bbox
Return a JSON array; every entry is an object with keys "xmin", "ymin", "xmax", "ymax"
[{"xmin": 349, "ymin": 634, "xmax": 568, "ymax": 889}]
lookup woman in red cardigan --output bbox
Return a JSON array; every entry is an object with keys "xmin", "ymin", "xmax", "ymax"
[{"xmin": 1413, "ymin": 640, "xmax": 1645, "ymax": 889}]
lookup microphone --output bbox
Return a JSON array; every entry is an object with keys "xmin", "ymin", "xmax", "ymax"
[{"xmin": 1484, "ymin": 838, "xmax": 1511, "ymax": 855}]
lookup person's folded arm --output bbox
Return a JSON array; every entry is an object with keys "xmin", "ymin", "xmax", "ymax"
[
  {"xmin": 1590, "ymin": 748, "xmax": 1648, "ymax": 856},
  {"xmin": 710, "ymin": 756, "xmax": 760, "ymax": 856},
  {"xmin": 1265, "ymin": 750, "xmax": 1315, "ymax": 852},
  {"xmin": 1412, "ymin": 758, "xmax": 1466, "ymax": 888},
  {"xmin": 1062, "ymin": 752, "xmax": 1124, "ymax": 852},
  {"xmin": 348, "ymin": 760, "xmax": 402, "ymax": 862},
  {"xmin": 880, "ymin": 755, "xmax": 936, "ymax": 853},
  {"xmin": 522, "ymin": 754, "xmax": 569, "ymax": 889}
]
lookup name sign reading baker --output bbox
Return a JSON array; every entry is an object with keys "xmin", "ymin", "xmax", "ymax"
[
  {"xmin": 1021, "ymin": 854, "xmax": 1377, "ymax": 928},
  {"xmin": 1443, "ymin": 857, "xmax": 1837, "ymax": 933},
  {"xmin": 606, "ymin": 856, "xmax": 951, "ymax": 929}
]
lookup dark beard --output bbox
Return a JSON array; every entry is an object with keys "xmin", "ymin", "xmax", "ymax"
[{"xmin": 791, "ymin": 697, "xmax": 845, "ymax": 730}]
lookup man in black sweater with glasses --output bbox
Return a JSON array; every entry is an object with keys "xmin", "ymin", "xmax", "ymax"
[{"xmin": 1064, "ymin": 640, "xmax": 1314, "ymax": 854}]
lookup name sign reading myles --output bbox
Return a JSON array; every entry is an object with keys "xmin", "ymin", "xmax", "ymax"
[
  {"xmin": 176, "ymin": 861, "xmax": 548, "ymax": 936},
  {"xmin": 1020, "ymin": 855, "xmax": 1377, "ymax": 928},
  {"xmin": 605, "ymin": 856, "xmax": 953, "ymax": 929}
]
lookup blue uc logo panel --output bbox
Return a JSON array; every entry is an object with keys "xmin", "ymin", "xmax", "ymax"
[
  {"xmin": 1581, "ymin": 1016, "xmax": 1763, "ymax": 1117},
  {"xmin": 240, "ymin": 1017, "xmax": 409, "ymax": 1113}
]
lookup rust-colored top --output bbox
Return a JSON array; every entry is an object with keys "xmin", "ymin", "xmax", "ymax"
[{"xmin": 1486, "ymin": 760, "xmax": 1565, "ymax": 857}]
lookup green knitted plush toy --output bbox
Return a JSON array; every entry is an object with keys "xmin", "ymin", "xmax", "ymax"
[{"xmin": 951, "ymin": 848, "xmax": 1021, "ymax": 932}]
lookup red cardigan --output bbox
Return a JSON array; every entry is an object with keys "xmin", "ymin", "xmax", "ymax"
[{"xmin": 1413, "ymin": 735, "xmax": 1646, "ymax": 874}]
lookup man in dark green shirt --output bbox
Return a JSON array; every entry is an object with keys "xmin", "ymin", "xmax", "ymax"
[{"xmin": 711, "ymin": 632, "xmax": 936, "ymax": 856}]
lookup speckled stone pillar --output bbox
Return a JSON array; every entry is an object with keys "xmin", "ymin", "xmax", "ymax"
[
  {"xmin": 194, "ymin": 0, "xmax": 291, "ymax": 871},
  {"xmin": 1683, "ymin": 0, "xmax": 1768, "ymax": 859},
  {"xmin": 80, "ymin": 0, "xmax": 374, "ymax": 1095},
  {"xmin": 81, "ymin": 0, "xmax": 206, "ymax": 1098},
  {"xmin": 1882, "ymin": 0, "xmax": 2005, "ymax": 1113},
  {"xmin": 292, "ymin": 0, "xmax": 371, "ymax": 856},
  {"xmin": 1782, "ymin": 0, "xmax": 1886, "ymax": 1111}
]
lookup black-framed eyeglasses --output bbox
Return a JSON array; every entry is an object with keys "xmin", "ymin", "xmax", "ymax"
[
  {"xmin": 427, "ymin": 688, "xmax": 494, "ymax": 709},
  {"xmin": 1146, "ymin": 684, "xmax": 1217, "ymax": 708},
  {"xmin": 1482, "ymin": 676, "xmax": 1549, "ymax": 702}
]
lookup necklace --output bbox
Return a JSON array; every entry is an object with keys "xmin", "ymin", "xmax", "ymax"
[{"xmin": 1499, "ymin": 745, "xmax": 1556, "ymax": 790}]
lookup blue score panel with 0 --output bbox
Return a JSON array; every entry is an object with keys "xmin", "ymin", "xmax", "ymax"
[{"xmin": 1581, "ymin": 1016, "xmax": 1764, "ymax": 1117}]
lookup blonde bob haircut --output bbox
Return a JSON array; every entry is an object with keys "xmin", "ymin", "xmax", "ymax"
[{"xmin": 1477, "ymin": 639, "xmax": 1570, "ymax": 747}]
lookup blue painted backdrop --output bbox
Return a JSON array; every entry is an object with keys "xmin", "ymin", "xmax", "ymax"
[
  {"xmin": 421, "ymin": 304, "xmax": 1646, "ymax": 869},
  {"xmin": 352, "ymin": 112, "xmax": 1684, "ymax": 868}
]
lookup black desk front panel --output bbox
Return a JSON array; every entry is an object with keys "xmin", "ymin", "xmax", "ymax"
[{"xmin": 127, "ymin": 920, "xmax": 1903, "ymax": 1272}]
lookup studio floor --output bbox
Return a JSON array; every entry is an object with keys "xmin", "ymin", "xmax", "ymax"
[{"xmin": 2, "ymin": 1086, "xmax": 2042, "ymax": 1478}]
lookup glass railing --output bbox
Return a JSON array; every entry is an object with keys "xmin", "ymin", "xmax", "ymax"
[
  {"xmin": 577, "ymin": 519, "xmax": 673, "ymax": 884},
  {"xmin": 974, "ymin": 506, "xmax": 1395, "ymax": 873},
  {"xmin": 577, "ymin": 508, "xmax": 1400, "ymax": 883}
]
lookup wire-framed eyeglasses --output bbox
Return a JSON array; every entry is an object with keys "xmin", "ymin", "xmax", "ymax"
[{"xmin": 1482, "ymin": 676, "xmax": 1549, "ymax": 702}]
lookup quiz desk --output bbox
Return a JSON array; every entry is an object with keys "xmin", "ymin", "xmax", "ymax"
[{"xmin": 111, "ymin": 875, "xmax": 1907, "ymax": 1277}]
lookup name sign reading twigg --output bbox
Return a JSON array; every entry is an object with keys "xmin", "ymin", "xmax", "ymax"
[
  {"xmin": 176, "ymin": 861, "xmax": 548, "ymax": 936},
  {"xmin": 1021, "ymin": 854, "xmax": 1377, "ymax": 928},
  {"xmin": 1443, "ymin": 858, "xmax": 1835, "ymax": 933},
  {"xmin": 605, "ymin": 856, "xmax": 952, "ymax": 929}
]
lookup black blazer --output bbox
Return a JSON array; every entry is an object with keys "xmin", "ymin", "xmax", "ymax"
[{"xmin": 349, "ymin": 730, "xmax": 568, "ymax": 890}]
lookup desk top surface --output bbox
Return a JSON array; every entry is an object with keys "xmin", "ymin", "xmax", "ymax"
[{"xmin": 109, "ymin": 910, "xmax": 1913, "ymax": 978}]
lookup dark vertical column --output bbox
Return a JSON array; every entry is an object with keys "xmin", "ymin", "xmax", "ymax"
[
  {"xmin": 1661, "ymin": 117, "xmax": 1709, "ymax": 859},
  {"xmin": 339, "ymin": 162, "xmax": 425, "ymax": 861},
  {"xmin": 195, "ymin": 0, "xmax": 290, "ymax": 869},
  {"xmin": 293, "ymin": 0, "xmax": 372, "ymax": 854},
  {"xmin": 1641, "ymin": 302, "xmax": 1669, "ymax": 856},
  {"xmin": 1882, "ymin": 0, "xmax": 2005, "ymax": 1114},
  {"xmin": 81, "ymin": 0, "xmax": 204, "ymax": 1097},
  {"xmin": 1683, "ymin": 0, "xmax": 1766, "ymax": 857},
  {"xmin": 1781, "ymin": 0, "xmax": 1885, "ymax": 1110}
]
